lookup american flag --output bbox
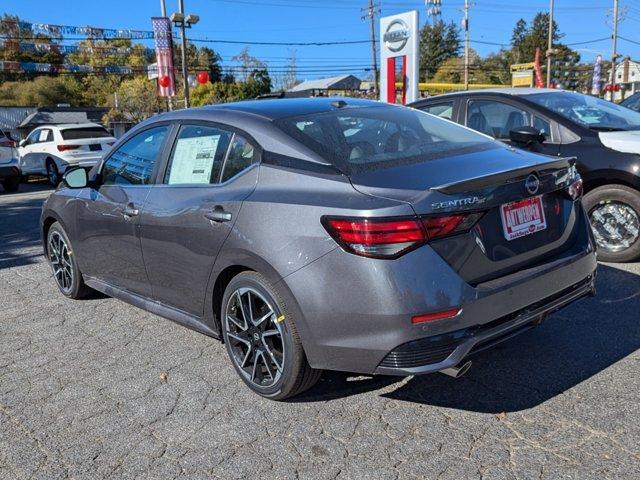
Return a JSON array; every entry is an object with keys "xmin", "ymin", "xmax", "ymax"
[{"xmin": 151, "ymin": 17, "xmax": 175, "ymax": 97}]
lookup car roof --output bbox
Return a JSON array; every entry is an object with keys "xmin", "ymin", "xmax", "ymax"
[
  {"xmin": 34, "ymin": 122, "xmax": 106, "ymax": 130},
  {"xmin": 418, "ymin": 88, "xmax": 573, "ymax": 100},
  {"xmin": 198, "ymin": 97, "xmax": 382, "ymax": 120}
]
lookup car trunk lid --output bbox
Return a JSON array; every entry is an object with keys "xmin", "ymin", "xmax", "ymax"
[{"xmin": 348, "ymin": 147, "xmax": 581, "ymax": 285}]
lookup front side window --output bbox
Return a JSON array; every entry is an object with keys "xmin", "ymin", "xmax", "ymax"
[
  {"xmin": 420, "ymin": 102, "xmax": 454, "ymax": 120},
  {"xmin": 102, "ymin": 125, "xmax": 168, "ymax": 186},
  {"xmin": 467, "ymin": 100, "xmax": 532, "ymax": 139},
  {"xmin": 221, "ymin": 135, "xmax": 256, "ymax": 182},
  {"xmin": 165, "ymin": 125, "xmax": 232, "ymax": 185},
  {"xmin": 26, "ymin": 130, "xmax": 41, "ymax": 145},
  {"xmin": 274, "ymin": 105, "xmax": 495, "ymax": 173}
]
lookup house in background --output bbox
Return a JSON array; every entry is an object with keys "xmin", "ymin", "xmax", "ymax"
[
  {"xmin": 286, "ymin": 75, "xmax": 362, "ymax": 98},
  {"xmin": 610, "ymin": 57, "xmax": 640, "ymax": 102}
]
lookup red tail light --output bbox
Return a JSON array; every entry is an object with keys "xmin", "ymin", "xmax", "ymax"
[
  {"xmin": 322, "ymin": 212, "xmax": 483, "ymax": 259},
  {"xmin": 0, "ymin": 140, "xmax": 15, "ymax": 148},
  {"xmin": 57, "ymin": 144, "xmax": 81, "ymax": 152},
  {"xmin": 411, "ymin": 308, "xmax": 461, "ymax": 324}
]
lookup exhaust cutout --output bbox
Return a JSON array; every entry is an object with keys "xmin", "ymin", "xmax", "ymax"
[{"xmin": 440, "ymin": 361, "xmax": 472, "ymax": 379}]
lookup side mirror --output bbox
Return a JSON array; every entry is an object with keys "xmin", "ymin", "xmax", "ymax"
[
  {"xmin": 62, "ymin": 167, "xmax": 88, "ymax": 189},
  {"xmin": 18, "ymin": 139, "xmax": 26, "ymax": 148},
  {"xmin": 509, "ymin": 126, "xmax": 546, "ymax": 147}
]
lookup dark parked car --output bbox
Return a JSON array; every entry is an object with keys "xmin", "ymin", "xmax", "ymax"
[
  {"xmin": 411, "ymin": 88, "xmax": 640, "ymax": 262},
  {"xmin": 620, "ymin": 92, "xmax": 640, "ymax": 113},
  {"xmin": 41, "ymin": 98, "xmax": 596, "ymax": 399}
]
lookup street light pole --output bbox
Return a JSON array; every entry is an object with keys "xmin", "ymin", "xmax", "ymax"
[
  {"xmin": 463, "ymin": 0, "xmax": 470, "ymax": 90},
  {"xmin": 546, "ymin": 0, "xmax": 554, "ymax": 88},
  {"xmin": 178, "ymin": 0, "xmax": 189, "ymax": 108}
]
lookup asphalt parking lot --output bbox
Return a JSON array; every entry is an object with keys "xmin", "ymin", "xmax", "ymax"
[{"xmin": 0, "ymin": 183, "xmax": 639, "ymax": 480}]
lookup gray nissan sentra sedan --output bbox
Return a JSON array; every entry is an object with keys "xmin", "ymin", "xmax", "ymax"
[{"xmin": 41, "ymin": 97, "xmax": 597, "ymax": 400}]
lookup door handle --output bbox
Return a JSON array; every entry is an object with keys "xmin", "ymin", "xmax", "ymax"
[
  {"xmin": 122, "ymin": 204, "xmax": 139, "ymax": 218},
  {"xmin": 204, "ymin": 207, "xmax": 232, "ymax": 223}
]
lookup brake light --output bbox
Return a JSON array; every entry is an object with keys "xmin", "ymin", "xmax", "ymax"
[
  {"xmin": 421, "ymin": 213, "xmax": 484, "ymax": 240},
  {"xmin": 57, "ymin": 144, "xmax": 81, "ymax": 152},
  {"xmin": 322, "ymin": 212, "xmax": 483, "ymax": 259},
  {"xmin": 0, "ymin": 140, "xmax": 15, "ymax": 148},
  {"xmin": 411, "ymin": 308, "xmax": 461, "ymax": 324}
]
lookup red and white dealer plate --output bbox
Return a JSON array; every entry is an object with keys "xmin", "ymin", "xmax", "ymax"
[{"xmin": 500, "ymin": 195, "xmax": 547, "ymax": 241}]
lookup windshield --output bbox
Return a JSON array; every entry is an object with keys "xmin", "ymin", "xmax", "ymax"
[
  {"xmin": 274, "ymin": 105, "xmax": 497, "ymax": 172},
  {"xmin": 526, "ymin": 91, "xmax": 640, "ymax": 131}
]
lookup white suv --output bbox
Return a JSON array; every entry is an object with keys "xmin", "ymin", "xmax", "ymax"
[{"xmin": 18, "ymin": 123, "xmax": 116, "ymax": 186}]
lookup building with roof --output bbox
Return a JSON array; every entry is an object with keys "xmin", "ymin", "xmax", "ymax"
[
  {"xmin": 286, "ymin": 75, "xmax": 362, "ymax": 98},
  {"xmin": 0, "ymin": 106, "xmax": 109, "ymax": 140}
]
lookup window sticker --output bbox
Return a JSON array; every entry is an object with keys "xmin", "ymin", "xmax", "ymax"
[{"xmin": 168, "ymin": 134, "xmax": 221, "ymax": 184}]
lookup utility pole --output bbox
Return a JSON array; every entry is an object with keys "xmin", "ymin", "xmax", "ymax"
[
  {"xmin": 610, "ymin": 0, "xmax": 619, "ymax": 99},
  {"xmin": 178, "ymin": 0, "xmax": 189, "ymax": 108},
  {"xmin": 160, "ymin": 0, "xmax": 173, "ymax": 111},
  {"xmin": 546, "ymin": 0, "xmax": 554, "ymax": 87},
  {"xmin": 363, "ymin": 1, "xmax": 380, "ymax": 96},
  {"xmin": 463, "ymin": 0, "xmax": 470, "ymax": 90}
]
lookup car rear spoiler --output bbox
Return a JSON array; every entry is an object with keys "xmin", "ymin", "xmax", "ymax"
[{"xmin": 431, "ymin": 157, "xmax": 576, "ymax": 194}]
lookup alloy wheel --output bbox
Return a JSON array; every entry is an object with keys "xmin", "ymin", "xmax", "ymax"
[
  {"xmin": 48, "ymin": 231, "xmax": 74, "ymax": 293},
  {"xmin": 589, "ymin": 201, "xmax": 640, "ymax": 253},
  {"xmin": 224, "ymin": 287, "xmax": 285, "ymax": 388},
  {"xmin": 47, "ymin": 162, "xmax": 59, "ymax": 186}
]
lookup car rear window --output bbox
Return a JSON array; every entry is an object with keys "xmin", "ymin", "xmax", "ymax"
[
  {"xmin": 273, "ymin": 105, "xmax": 495, "ymax": 173},
  {"xmin": 60, "ymin": 127, "xmax": 112, "ymax": 140}
]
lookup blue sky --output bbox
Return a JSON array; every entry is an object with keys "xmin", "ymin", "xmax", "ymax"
[{"xmin": 5, "ymin": 0, "xmax": 640, "ymax": 82}]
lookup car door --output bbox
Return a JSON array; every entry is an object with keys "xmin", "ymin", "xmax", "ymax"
[
  {"xmin": 73, "ymin": 124, "xmax": 172, "ymax": 297},
  {"xmin": 18, "ymin": 129, "xmax": 46, "ymax": 174},
  {"xmin": 140, "ymin": 123, "xmax": 259, "ymax": 316},
  {"xmin": 463, "ymin": 97, "xmax": 561, "ymax": 156}
]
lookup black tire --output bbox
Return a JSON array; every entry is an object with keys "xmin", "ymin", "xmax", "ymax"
[
  {"xmin": 1, "ymin": 177, "xmax": 19, "ymax": 193},
  {"xmin": 46, "ymin": 159, "xmax": 60, "ymax": 187},
  {"xmin": 221, "ymin": 271, "xmax": 322, "ymax": 400},
  {"xmin": 583, "ymin": 185, "xmax": 640, "ymax": 263},
  {"xmin": 46, "ymin": 222, "xmax": 92, "ymax": 299}
]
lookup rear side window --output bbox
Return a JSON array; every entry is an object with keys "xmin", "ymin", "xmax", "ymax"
[
  {"xmin": 420, "ymin": 102, "xmax": 454, "ymax": 120},
  {"xmin": 467, "ymin": 100, "xmax": 532, "ymax": 139},
  {"xmin": 61, "ymin": 127, "xmax": 111, "ymax": 140},
  {"xmin": 165, "ymin": 125, "xmax": 232, "ymax": 185},
  {"xmin": 221, "ymin": 135, "xmax": 256, "ymax": 182},
  {"xmin": 274, "ymin": 105, "xmax": 493, "ymax": 173},
  {"xmin": 102, "ymin": 126, "xmax": 168, "ymax": 186}
]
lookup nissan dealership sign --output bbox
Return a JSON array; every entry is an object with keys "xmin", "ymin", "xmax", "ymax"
[{"xmin": 380, "ymin": 11, "xmax": 419, "ymax": 105}]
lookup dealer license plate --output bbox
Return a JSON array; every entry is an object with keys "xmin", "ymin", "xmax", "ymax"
[{"xmin": 500, "ymin": 195, "xmax": 547, "ymax": 241}]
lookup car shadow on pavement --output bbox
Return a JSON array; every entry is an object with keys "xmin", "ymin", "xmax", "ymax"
[
  {"xmin": 0, "ymin": 183, "xmax": 52, "ymax": 270},
  {"xmin": 297, "ymin": 264, "xmax": 640, "ymax": 412}
]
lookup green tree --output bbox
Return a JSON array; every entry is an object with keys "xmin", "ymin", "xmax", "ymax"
[
  {"xmin": 419, "ymin": 20, "xmax": 461, "ymax": 81},
  {"xmin": 103, "ymin": 76, "xmax": 162, "ymax": 124}
]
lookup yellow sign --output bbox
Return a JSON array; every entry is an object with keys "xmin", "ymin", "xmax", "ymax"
[
  {"xmin": 512, "ymin": 71, "xmax": 533, "ymax": 87},
  {"xmin": 510, "ymin": 62, "xmax": 535, "ymax": 72}
]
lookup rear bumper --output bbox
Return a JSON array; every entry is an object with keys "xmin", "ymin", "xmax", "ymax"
[
  {"xmin": 375, "ymin": 272, "xmax": 595, "ymax": 375},
  {"xmin": 0, "ymin": 164, "xmax": 20, "ymax": 179},
  {"xmin": 283, "ymin": 208, "xmax": 597, "ymax": 376}
]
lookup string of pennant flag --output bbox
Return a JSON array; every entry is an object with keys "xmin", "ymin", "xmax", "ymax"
[
  {"xmin": 0, "ymin": 40, "xmax": 155, "ymax": 56},
  {"xmin": 1, "ymin": 20, "xmax": 156, "ymax": 40}
]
